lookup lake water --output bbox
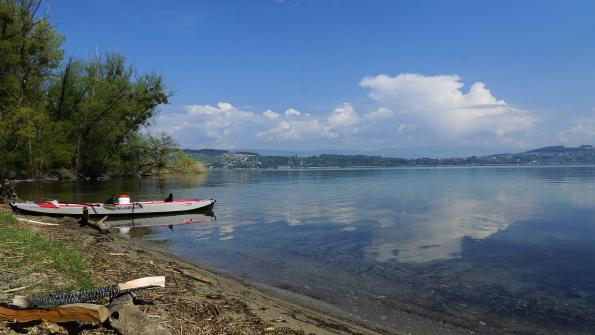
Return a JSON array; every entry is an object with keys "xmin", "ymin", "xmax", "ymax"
[{"xmin": 16, "ymin": 167, "xmax": 595, "ymax": 334}]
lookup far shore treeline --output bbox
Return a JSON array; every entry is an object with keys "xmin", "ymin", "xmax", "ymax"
[
  {"xmin": 0, "ymin": 0, "xmax": 202, "ymax": 180},
  {"xmin": 186, "ymin": 145, "xmax": 595, "ymax": 169}
]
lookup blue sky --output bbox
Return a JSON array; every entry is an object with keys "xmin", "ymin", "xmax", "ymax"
[{"xmin": 48, "ymin": 0, "xmax": 595, "ymax": 156}]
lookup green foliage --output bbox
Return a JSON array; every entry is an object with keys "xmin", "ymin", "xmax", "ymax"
[
  {"xmin": 113, "ymin": 132, "xmax": 176, "ymax": 176},
  {"xmin": 47, "ymin": 54, "xmax": 169, "ymax": 176},
  {"xmin": 0, "ymin": 0, "xmax": 64, "ymax": 177},
  {"xmin": 170, "ymin": 150, "xmax": 207, "ymax": 175},
  {"xmin": 0, "ymin": 0, "xmax": 175, "ymax": 179}
]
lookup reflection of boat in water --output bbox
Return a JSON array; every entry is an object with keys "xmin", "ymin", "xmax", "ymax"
[
  {"xmin": 109, "ymin": 210, "xmax": 217, "ymax": 234},
  {"xmin": 11, "ymin": 194, "xmax": 216, "ymax": 217}
]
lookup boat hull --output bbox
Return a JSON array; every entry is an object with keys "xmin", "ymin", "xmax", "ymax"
[{"xmin": 11, "ymin": 199, "xmax": 216, "ymax": 217}]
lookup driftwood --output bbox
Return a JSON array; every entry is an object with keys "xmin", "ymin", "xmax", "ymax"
[
  {"xmin": 80, "ymin": 208, "xmax": 110, "ymax": 233},
  {"xmin": 107, "ymin": 294, "xmax": 172, "ymax": 335},
  {"xmin": 2, "ymin": 286, "xmax": 28, "ymax": 293},
  {"xmin": 17, "ymin": 218, "xmax": 59, "ymax": 226},
  {"xmin": 13, "ymin": 276, "xmax": 165, "ymax": 307},
  {"xmin": 178, "ymin": 269, "xmax": 213, "ymax": 285},
  {"xmin": 0, "ymin": 303, "xmax": 109, "ymax": 323}
]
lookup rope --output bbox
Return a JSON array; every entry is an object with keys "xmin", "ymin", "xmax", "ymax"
[{"xmin": 26, "ymin": 285, "xmax": 121, "ymax": 306}]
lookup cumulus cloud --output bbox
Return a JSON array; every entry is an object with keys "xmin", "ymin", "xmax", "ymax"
[
  {"xmin": 327, "ymin": 103, "xmax": 360, "ymax": 127},
  {"xmin": 363, "ymin": 107, "xmax": 394, "ymax": 120},
  {"xmin": 256, "ymin": 103, "xmax": 363, "ymax": 142},
  {"xmin": 153, "ymin": 102, "xmax": 260, "ymax": 148},
  {"xmin": 324, "ymin": 103, "xmax": 361, "ymax": 139},
  {"xmin": 151, "ymin": 73, "xmax": 542, "ymax": 151},
  {"xmin": 285, "ymin": 108, "xmax": 302, "ymax": 116},
  {"xmin": 559, "ymin": 118, "xmax": 595, "ymax": 145},
  {"xmin": 360, "ymin": 73, "xmax": 536, "ymax": 139},
  {"xmin": 256, "ymin": 118, "xmax": 324, "ymax": 141},
  {"xmin": 262, "ymin": 109, "xmax": 280, "ymax": 120}
]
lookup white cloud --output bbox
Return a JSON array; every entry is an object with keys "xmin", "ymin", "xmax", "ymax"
[
  {"xmin": 257, "ymin": 119, "xmax": 324, "ymax": 141},
  {"xmin": 257, "ymin": 103, "xmax": 363, "ymax": 142},
  {"xmin": 285, "ymin": 108, "xmax": 302, "ymax": 116},
  {"xmin": 360, "ymin": 73, "xmax": 536, "ymax": 139},
  {"xmin": 151, "ymin": 73, "xmax": 543, "ymax": 152},
  {"xmin": 327, "ymin": 103, "xmax": 360, "ymax": 127},
  {"xmin": 262, "ymin": 109, "xmax": 280, "ymax": 120},
  {"xmin": 153, "ymin": 102, "xmax": 259, "ymax": 148},
  {"xmin": 324, "ymin": 103, "xmax": 361, "ymax": 139},
  {"xmin": 363, "ymin": 107, "xmax": 394, "ymax": 120},
  {"xmin": 559, "ymin": 118, "xmax": 595, "ymax": 145}
]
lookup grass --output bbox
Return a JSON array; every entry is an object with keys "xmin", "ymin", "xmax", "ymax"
[{"xmin": 0, "ymin": 210, "xmax": 93, "ymax": 293}]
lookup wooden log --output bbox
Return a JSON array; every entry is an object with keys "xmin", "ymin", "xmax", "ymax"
[
  {"xmin": 80, "ymin": 208, "xmax": 110, "ymax": 233},
  {"xmin": 0, "ymin": 303, "xmax": 109, "ymax": 323},
  {"xmin": 97, "ymin": 215, "xmax": 109, "ymax": 225},
  {"xmin": 92, "ymin": 215, "xmax": 111, "ymax": 232}
]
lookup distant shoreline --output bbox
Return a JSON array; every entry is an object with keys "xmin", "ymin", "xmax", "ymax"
[
  {"xmin": 5, "ymin": 164, "xmax": 595, "ymax": 184},
  {"xmin": 185, "ymin": 145, "xmax": 595, "ymax": 170},
  {"xmin": 202, "ymin": 163, "xmax": 595, "ymax": 171}
]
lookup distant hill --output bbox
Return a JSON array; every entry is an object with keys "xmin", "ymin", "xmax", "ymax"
[
  {"xmin": 185, "ymin": 149, "xmax": 230, "ymax": 156},
  {"xmin": 488, "ymin": 145, "xmax": 595, "ymax": 164},
  {"xmin": 183, "ymin": 145, "xmax": 595, "ymax": 169},
  {"xmin": 525, "ymin": 145, "xmax": 594, "ymax": 153}
]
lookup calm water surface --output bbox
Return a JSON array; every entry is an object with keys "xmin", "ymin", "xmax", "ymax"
[{"xmin": 17, "ymin": 167, "xmax": 595, "ymax": 334}]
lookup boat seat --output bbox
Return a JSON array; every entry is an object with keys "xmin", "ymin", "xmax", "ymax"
[
  {"xmin": 164, "ymin": 193, "xmax": 173, "ymax": 202},
  {"xmin": 104, "ymin": 194, "xmax": 115, "ymax": 204}
]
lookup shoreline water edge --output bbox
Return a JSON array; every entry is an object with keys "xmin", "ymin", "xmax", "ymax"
[{"xmin": 0, "ymin": 202, "xmax": 471, "ymax": 335}]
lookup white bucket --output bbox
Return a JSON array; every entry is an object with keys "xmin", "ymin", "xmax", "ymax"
[{"xmin": 118, "ymin": 194, "xmax": 131, "ymax": 205}]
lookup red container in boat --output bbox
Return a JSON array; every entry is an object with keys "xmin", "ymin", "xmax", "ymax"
[{"xmin": 118, "ymin": 194, "xmax": 131, "ymax": 205}]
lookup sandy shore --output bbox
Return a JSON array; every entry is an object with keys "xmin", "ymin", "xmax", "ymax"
[{"xmin": 0, "ymin": 206, "xmax": 472, "ymax": 335}]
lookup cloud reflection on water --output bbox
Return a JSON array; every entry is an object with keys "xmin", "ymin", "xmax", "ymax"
[
  {"xmin": 367, "ymin": 198, "xmax": 531, "ymax": 262},
  {"xmin": 107, "ymin": 168, "xmax": 594, "ymax": 265}
]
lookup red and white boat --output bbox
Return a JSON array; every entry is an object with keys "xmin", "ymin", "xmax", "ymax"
[{"xmin": 10, "ymin": 194, "xmax": 215, "ymax": 217}]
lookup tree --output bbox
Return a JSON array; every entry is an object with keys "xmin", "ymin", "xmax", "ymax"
[
  {"xmin": 46, "ymin": 53, "xmax": 169, "ymax": 177},
  {"xmin": 116, "ymin": 133, "xmax": 175, "ymax": 176},
  {"xmin": 0, "ymin": 0, "xmax": 63, "ymax": 178},
  {"xmin": 0, "ymin": 1, "xmax": 173, "ymax": 179}
]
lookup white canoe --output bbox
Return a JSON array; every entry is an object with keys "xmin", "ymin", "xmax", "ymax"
[{"xmin": 11, "ymin": 199, "xmax": 215, "ymax": 216}]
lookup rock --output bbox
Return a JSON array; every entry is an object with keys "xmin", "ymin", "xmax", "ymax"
[{"xmin": 108, "ymin": 295, "xmax": 172, "ymax": 335}]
